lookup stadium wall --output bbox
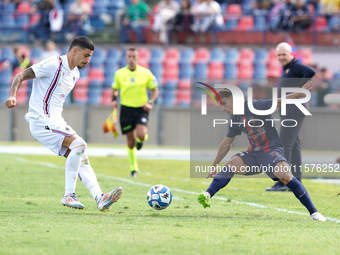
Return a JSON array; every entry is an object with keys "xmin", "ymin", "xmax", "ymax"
[{"xmin": 0, "ymin": 105, "xmax": 338, "ymax": 150}]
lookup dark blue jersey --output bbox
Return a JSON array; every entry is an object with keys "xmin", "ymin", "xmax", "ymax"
[{"xmin": 227, "ymin": 99, "xmax": 283, "ymax": 153}]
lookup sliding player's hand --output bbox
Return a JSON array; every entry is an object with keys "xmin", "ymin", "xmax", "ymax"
[
  {"xmin": 207, "ymin": 164, "xmax": 218, "ymax": 179},
  {"xmin": 5, "ymin": 97, "xmax": 16, "ymax": 108}
]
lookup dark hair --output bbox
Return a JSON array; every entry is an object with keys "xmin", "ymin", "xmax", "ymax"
[
  {"xmin": 68, "ymin": 36, "xmax": 95, "ymax": 52},
  {"xmin": 127, "ymin": 46, "xmax": 138, "ymax": 52},
  {"xmin": 216, "ymin": 89, "xmax": 232, "ymax": 101}
]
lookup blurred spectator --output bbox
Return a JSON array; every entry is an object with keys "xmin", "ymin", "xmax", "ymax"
[
  {"xmin": 42, "ymin": 40, "xmax": 60, "ymax": 59},
  {"xmin": 29, "ymin": 0, "xmax": 55, "ymax": 43},
  {"xmin": 64, "ymin": 0, "xmax": 91, "ymax": 41},
  {"xmin": 290, "ymin": 0, "xmax": 312, "ymax": 30},
  {"xmin": 316, "ymin": 67, "xmax": 331, "ymax": 106},
  {"xmin": 12, "ymin": 44, "xmax": 31, "ymax": 70},
  {"xmin": 121, "ymin": 0, "xmax": 150, "ymax": 43},
  {"xmin": 172, "ymin": 0, "xmax": 194, "ymax": 33},
  {"xmin": 252, "ymin": 0, "xmax": 274, "ymax": 16},
  {"xmin": 153, "ymin": 0, "xmax": 180, "ymax": 44},
  {"xmin": 191, "ymin": 0, "xmax": 224, "ymax": 32},
  {"xmin": 321, "ymin": 0, "xmax": 340, "ymax": 20}
]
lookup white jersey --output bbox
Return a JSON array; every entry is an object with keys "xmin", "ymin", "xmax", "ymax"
[{"xmin": 29, "ymin": 55, "xmax": 79, "ymax": 118}]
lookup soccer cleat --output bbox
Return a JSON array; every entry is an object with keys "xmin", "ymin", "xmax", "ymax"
[
  {"xmin": 61, "ymin": 193, "xmax": 85, "ymax": 210},
  {"xmin": 97, "ymin": 187, "xmax": 123, "ymax": 212},
  {"xmin": 136, "ymin": 141, "xmax": 143, "ymax": 150},
  {"xmin": 265, "ymin": 180, "xmax": 290, "ymax": 192},
  {"xmin": 310, "ymin": 212, "xmax": 326, "ymax": 221},
  {"xmin": 130, "ymin": 170, "xmax": 138, "ymax": 178},
  {"xmin": 198, "ymin": 192, "xmax": 211, "ymax": 208}
]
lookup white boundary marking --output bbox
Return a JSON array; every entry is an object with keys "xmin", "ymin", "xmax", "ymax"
[{"xmin": 10, "ymin": 156, "xmax": 340, "ymax": 223}]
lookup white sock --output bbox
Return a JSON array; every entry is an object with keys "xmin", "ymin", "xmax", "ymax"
[
  {"xmin": 78, "ymin": 153, "xmax": 103, "ymax": 202},
  {"xmin": 64, "ymin": 137, "xmax": 87, "ymax": 196}
]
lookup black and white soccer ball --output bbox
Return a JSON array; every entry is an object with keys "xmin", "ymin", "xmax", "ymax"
[{"xmin": 147, "ymin": 185, "xmax": 172, "ymax": 210}]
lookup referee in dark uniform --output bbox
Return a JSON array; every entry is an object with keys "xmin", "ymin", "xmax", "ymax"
[{"xmin": 266, "ymin": 42, "xmax": 315, "ymax": 191}]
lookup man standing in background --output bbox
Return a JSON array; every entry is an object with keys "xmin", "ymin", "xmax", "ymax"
[
  {"xmin": 266, "ymin": 42, "xmax": 315, "ymax": 192},
  {"xmin": 112, "ymin": 47, "xmax": 159, "ymax": 177}
]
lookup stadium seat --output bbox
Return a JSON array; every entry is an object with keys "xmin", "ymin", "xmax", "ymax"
[
  {"xmin": 90, "ymin": 58, "xmax": 104, "ymax": 68},
  {"xmin": 101, "ymin": 88, "xmax": 112, "ymax": 105},
  {"xmin": 163, "ymin": 81, "xmax": 178, "ymax": 90},
  {"xmin": 239, "ymin": 48, "xmax": 254, "ymax": 63},
  {"xmin": 176, "ymin": 89, "xmax": 190, "ymax": 106},
  {"xmin": 162, "ymin": 90, "xmax": 176, "ymax": 106},
  {"xmin": 299, "ymin": 48, "xmax": 313, "ymax": 64},
  {"xmin": 227, "ymin": 4, "xmax": 242, "ymax": 15},
  {"xmin": 16, "ymin": 2, "xmax": 31, "ymax": 14},
  {"xmin": 138, "ymin": 47, "xmax": 150, "ymax": 62},
  {"xmin": 92, "ymin": 3, "xmax": 108, "ymax": 15},
  {"xmin": 237, "ymin": 63, "xmax": 253, "ymax": 79},
  {"xmin": 224, "ymin": 18, "xmax": 238, "ymax": 31},
  {"xmin": 90, "ymin": 16, "xmax": 105, "ymax": 29},
  {"xmin": 91, "ymin": 48, "xmax": 105, "ymax": 62},
  {"xmin": 267, "ymin": 64, "xmax": 281, "ymax": 78},
  {"xmin": 0, "ymin": 14, "xmax": 15, "ymax": 28},
  {"xmin": 15, "ymin": 14, "xmax": 29, "ymax": 29},
  {"xmin": 73, "ymin": 87, "xmax": 88, "ymax": 104},
  {"xmin": 106, "ymin": 48, "xmax": 121, "ymax": 63},
  {"xmin": 29, "ymin": 13, "xmax": 41, "ymax": 26},
  {"xmin": 254, "ymin": 48, "xmax": 268, "ymax": 65},
  {"xmin": 194, "ymin": 63, "xmax": 208, "ymax": 78},
  {"xmin": 88, "ymin": 68, "xmax": 104, "ymax": 82},
  {"xmin": 179, "ymin": 63, "xmax": 193, "ymax": 79},
  {"xmin": 0, "ymin": 87, "xmax": 10, "ymax": 103},
  {"xmin": 150, "ymin": 48, "xmax": 164, "ymax": 64},
  {"xmin": 224, "ymin": 48, "xmax": 239, "ymax": 64},
  {"xmin": 254, "ymin": 15, "xmax": 267, "ymax": 31},
  {"xmin": 224, "ymin": 63, "xmax": 237, "ymax": 79},
  {"xmin": 16, "ymin": 86, "xmax": 28, "ymax": 105},
  {"xmin": 31, "ymin": 46, "xmax": 43, "ymax": 59},
  {"xmin": 194, "ymin": 48, "xmax": 210, "ymax": 63},
  {"xmin": 210, "ymin": 48, "xmax": 225, "ymax": 62},
  {"xmin": 0, "ymin": 47, "xmax": 14, "ymax": 63},
  {"xmin": 88, "ymin": 87, "xmax": 103, "ymax": 105},
  {"xmin": 3, "ymin": 2, "xmax": 16, "ymax": 13},
  {"xmin": 328, "ymin": 16, "xmax": 340, "ymax": 31},
  {"xmin": 163, "ymin": 62, "xmax": 179, "ymax": 81},
  {"xmin": 150, "ymin": 63, "xmax": 163, "ymax": 81},
  {"xmin": 253, "ymin": 64, "xmax": 267, "ymax": 79},
  {"xmin": 208, "ymin": 62, "xmax": 224, "ymax": 79},
  {"xmin": 180, "ymin": 48, "xmax": 195, "ymax": 64},
  {"xmin": 236, "ymin": 16, "xmax": 254, "ymax": 31},
  {"xmin": 178, "ymin": 79, "xmax": 191, "ymax": 89},
  {"xmin": 315, "ymin": 16, "xmax": 328, "ymax": 31},
  {"xmin": 164, "ymin": 48, "xmax": 180, "ymax": 63},
  {"xmin": 75, "ymin": 78, "xmax": 89, "ymax": 88},
  {"xmin": 0, "ymin": 69, "xmax": 13, "ymax": 84}
]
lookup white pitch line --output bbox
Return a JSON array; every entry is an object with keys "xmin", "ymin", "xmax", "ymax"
[{"xmin": 9, "ymin": 155, "xmax": 340, "ymax": 223}]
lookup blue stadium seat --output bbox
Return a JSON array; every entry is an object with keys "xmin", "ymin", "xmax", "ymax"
[
  {"xmin": 3, "ymin": 2, "xmax": 16, "ymax": 13},
  {"xmin": 328, "ymin": 16, "xmax": 340, "ymax": 31},
  {"xmin": 87, "ymin": 87, "xmax": 103, "ymax": 105},
  {"xmin": 90, "ymin": 16, "xmax": 106, "ymax": 29},
  {"xmin": 179, "ymin": 63, "xmax": 193, "ymax": 79},
  {"xmin": 224, "ymin": 48, "xmax": 239, "ymax": 64},
  {"xmin": 89, "ymin": 80, "xmax": 103, "ymax": 88},
  {"xmin": 150, "ymin": 48, "xmax": 164, "ymax": 64},
  {"xmin": 0, "ymin": 69, "xmax": 13, "ymax": 84},
  {"xmin": 254, "ymin": 16, "xmax": 267, "ymax": 31},
  {"xmin": 224, "ymin": 63, "xmax": 237, "ymax": 79},
  {"xmin": 0, "ymin": 87, "xmax": 9, "ymax": 103},
  {"xmin": 92, "ymin": 3, "xmax": 108, "ymax": 15},
  {"xmin": 31, "ymin": 46, "xmax": 43, "ymax": 59},
  {"xmin": 224, "ymin": 18, "xmax": 238, "ymax": 31},
  {"xmin": 150, "ymin": 63, "xmax": 163, "ymax": 80},
  {"xmin": 253, "ymin": 64, "xmax": 267, "ymax": 79},
  {"xmin": 162, "ymin": 90, "xmax": 176, "ymax": 106},
  {"xmin": 194, "ymin": 63, "xmax": 208, "ymax": 78},
  {"xmin": 79, "ymin": 67, "xmax": 90, "ymax": 78},
  {"xmin": 16, "ymin": 15, "xmax": 29, "ymax": 29},
  {"xmin": 92, "ymin": 48, "xmax": 105, "ymax": 62},
  {"xmin": 163, "ymin": 81, "xmax": 178, "ymax": 91},
  {"xmin": 106, "ymin": 48, "xmax": 121, "ymax": 63},
  {"xmin": 0, "ymin": 47, "xmax": 14, "ymax": 62},
  {"xmin": 90, "ymin": 58, "xmax": 104, "ymax": 68},
  {"xmin": 0, "ymin": 14, "xmax": 15, "ymax": 28},
  {"xmin": 180, "ymin": 48, "xmax": 195, "ymax": 64},
  {"xmin": 210, "ymin": 48, "xmax": 225, "ymax": 62},
  {"xmin": 254, "ymin": 49, "xmax": 268, "ymax": 65}
]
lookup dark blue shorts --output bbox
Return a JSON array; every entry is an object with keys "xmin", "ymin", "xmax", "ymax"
[{"xmin": 233, "ymin": 148, "xmax": 288, "ymax": 180}]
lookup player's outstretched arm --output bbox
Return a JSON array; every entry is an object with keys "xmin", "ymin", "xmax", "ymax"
[
  {"xmin": 207, "ymin": 136, "xmax": 235, "ymax": 178},
  {"xmin": 5, "ymin": 67, "xmax": 36, "ymax": 109},
  {"xmin": 276, "ymin": 80, "xmax": 313, "ymax": 108}
]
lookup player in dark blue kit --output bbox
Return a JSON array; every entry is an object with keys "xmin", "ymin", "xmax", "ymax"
[{"xmin": 197, "ymin": 81, "xmax": 326, "ymax": 221}]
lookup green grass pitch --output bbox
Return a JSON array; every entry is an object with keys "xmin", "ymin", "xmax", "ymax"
[{"xmin": 1, "ymin": 153, "xmax": 340, "ymax": 255}]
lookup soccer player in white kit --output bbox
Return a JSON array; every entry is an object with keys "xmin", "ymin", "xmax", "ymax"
[{"xmin": 5, "ymin": 37, "xmax": 123, "ymax": 211}]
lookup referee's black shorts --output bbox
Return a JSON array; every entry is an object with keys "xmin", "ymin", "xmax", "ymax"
[{"xmin": 120, "ymin": 105, "xmax": 149, "ymax": 134}]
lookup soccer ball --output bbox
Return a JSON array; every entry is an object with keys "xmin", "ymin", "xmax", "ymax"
[{"xmin": 147, "ymin": 185, "xmax": 172, "ymax": 210}]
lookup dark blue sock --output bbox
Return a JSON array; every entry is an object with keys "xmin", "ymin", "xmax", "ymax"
[
  {"xmin": 206, "ymin": 166, "xmax": 235, "ymax": 198},
  {"xmin": 286, "ymin": 177, "xmax": 317, "ymax": 215}
]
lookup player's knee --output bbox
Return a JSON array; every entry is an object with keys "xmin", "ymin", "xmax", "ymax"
[
  {"xmin": 279, "ymin": 176, "xmax": 293, "ymax": 185},
  {"xmin": 69, "ymin": 137, "xmax": 87, "ymax": 155}
]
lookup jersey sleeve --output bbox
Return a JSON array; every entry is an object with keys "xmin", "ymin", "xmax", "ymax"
[
  {"xmin": 226, "ymin": 116, "xmax": 242, "ymax": 137},
  {"xmin": 112, "ymin": 71, "xmax": 120, "ymax": 90},
  {"xmin": 31, "ymin": 57, "xmax": 59, "ymax": 79},
  {"xmin": 147, "ymin": 71, "xmax": 158, "ymax": 90}
]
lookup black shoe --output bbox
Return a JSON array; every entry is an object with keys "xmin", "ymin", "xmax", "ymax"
[
  {"xmin": 136, "ymin": 141, "xmax": 143, "ymax": 150},
  {"xmin": 265, "ymin": 180, "xmax": 290, "ymax": 192},
  {"xmin": 130, "ymin": 170, "xmax": 138, "ymax": 178}
]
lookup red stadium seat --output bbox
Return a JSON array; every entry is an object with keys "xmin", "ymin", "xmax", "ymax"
[
  {"xmin": 178, "ymin": 79, "xmax": 191, "ymax": 89},
  {"xmin": 83, "ymin": 0, "xmax": 95, "ymax": 6},
  {"xmin": 16, "ymin": 2, "xmax": 31, "ymax": 14},
  {"xmin": 267, "ymin": 64, "xmax": 282, "ymax": 78},
  {"xmin": 208, "ymin": 61, "xmax": 224, "ymax": 79},
  {"xmin": 75, "ymin": 78, "xmax": 89, "ymax": 88},
  {"xmin": 299, "ymin": 48, "xmax": 313, "ymax": 64},
  {"xmin": 239, "ymin": 48, "xmax": 254, "ymax": 62},
  {"xmin": 138, "ymin": 47, "xmax": 150, "ymax": 62},
  {"xmin": 88, "ymin": 68, "xmax": 104, "ymax": 82},
  {"xmin": 101, "ymin": 88, "xmax": 112, "ymax": 105},
  {"xmin": 237, "ymin": 63, "xmax": 253, "ymax": 79},
  {"xmin": 315, "ymin": 16, "xmax": 327, "ymax": 31},
  {"xmin": 163, "ymin": 62, "xmax": 179, "ymax": 81},
  {"xmin": 227, "ymin": 4, "xmax": 242, "ymax": 14},
  {"xmin": 176, "ymin": 89, "xmax": 190, "ymax": 105},
  {"xmin": 164, "ymin": 48, "xmax": 180, "ymax": 63},
  {"xmin": 138, "ymin": 59, "xmax": 150, "ymax": 69},
  {"xmin": 237, "ymin": 16, "xmax": 254, "ymax": 31},
  {"xmin": 194, "ymin": 48, "xmax": 210, "ymax": 63},
  {"xmin": 73, "ymin": 87, "xmax": 88, "ymax": 103}
]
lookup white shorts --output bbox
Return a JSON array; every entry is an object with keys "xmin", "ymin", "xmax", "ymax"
[{"xmin": 27, "ymin": 114, "xmax": 77, "ymax": 156}]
